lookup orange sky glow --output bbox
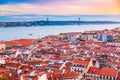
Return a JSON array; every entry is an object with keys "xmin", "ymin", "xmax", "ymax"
[{"xmin": 0, "ymin": 0, "xmax": 120, "ymax": 15}]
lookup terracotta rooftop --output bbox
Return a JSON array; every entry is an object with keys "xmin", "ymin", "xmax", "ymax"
[
  {"xmin": 6, "ymin": 63, "xmax": 20, "ymax": 69},
  {"xmin": 0, "ymin": 67, "xmax": 8, "ymax": 72},
  {"xmin": 2, "ymin": 39, "xmax": 38, "ymax": 46},
  {"xmin": 87, "ymin": 67, "xmax": 100, "ymax": 75},
  {"xmin": 118, "ymin": 71, "xmax": 120, "ymax": 80},
  {"xmin": 100, "ymin": 67, "xmax": 117, "ymax": 77},
  {"xmin": 73, "ymin": 59, "xmax": 89, "ymax": 65},
  {"xmin": 85, "ymin": 78, "xmax": 94, "ymax": 80},
  {"xmin": 63, "ymin": 72, "xmax": 80, "ymax": 78}
]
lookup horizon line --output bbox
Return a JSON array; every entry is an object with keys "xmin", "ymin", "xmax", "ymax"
[{"xmin": 1, "ymin": 14, "xmax": 120, "ymax": 16}]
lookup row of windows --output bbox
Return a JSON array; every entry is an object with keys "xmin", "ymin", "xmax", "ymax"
[
  {"xmin": 86, "ymin": 74, "xmax": 116, "ymax": 80},
  {"xmin": 71, "ymin": 67, "xmax": 85, "ymax": 73},
  {"xmin": 71, "ymin": 64, "xmax": 87, "ymax": 68}
]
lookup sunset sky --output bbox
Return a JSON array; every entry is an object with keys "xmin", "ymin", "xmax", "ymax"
[{"xmin": 0, "ymin": 0, "xmax": 120, "ymax": 16}]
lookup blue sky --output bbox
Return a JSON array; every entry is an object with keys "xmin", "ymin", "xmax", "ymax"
[{"xmin": 0, "ymin": 0, "xmax": 52, "ymax": 4}]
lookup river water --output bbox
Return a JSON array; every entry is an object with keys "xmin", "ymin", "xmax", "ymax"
[{"xmin": 0, "ymin": 24, "xmax": 119, "ymax": 41}]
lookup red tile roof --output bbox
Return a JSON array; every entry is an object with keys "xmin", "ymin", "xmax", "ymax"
[
  {"xmin": 0, "ymin": 67, "xmax": 8, "ymax": 72},
  {"xmin": 118, "ymin": 71, "xmax": 120, "ymax": 80},
  {"xmin": 87, "ymin": 67, "xmax": 100, "ymax": 75},
  {"xmin": 2, "ymin": 39, "xmax": 38, "ymax": 46},
  {"xmin": 6, "ymin": 63, "xmax": 20, "ymax": 69},
  {"xmin": 63, "ymin": 72, "xmax": 80, "ymax": 78},
  {"xmin": 85, "ymin": 78, "xmax": 94, "ymax": 80},
  {"xmin": 51, "ymin": 69, "xmax": 61, "ymax": 74},
  {"xmin": 100, "ymin": 67, "xmax": 117, "ymax": 77},
  {"xmin": 73, "ymin": 59, "xmax": 89, "ymax": 65}
]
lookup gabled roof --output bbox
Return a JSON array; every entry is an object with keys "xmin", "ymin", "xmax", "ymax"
[
  {"xmin": 63, "ymin": 72, "xmax": 80, "ymax": 78},
  {"xmin": 100, "ymin": 67, "xmax": 117, "ymax": 77},
  {"xmin": 0, "ymin": 67, "xmax": 8, "ymax": 72},
  {"xmin": 6, "ymin": 63, "xmax": 20, "ymax": 69},
  {"xmin": 87, "ymin": 67, "xmax": 100, "ymax": 75},
  {"xmin": 87, "ymin": 67, "xmax": 118, "ymax": 77},
  {"xmin": 73, "ymin": 59, "xmax": 89, "ymax": 65}
]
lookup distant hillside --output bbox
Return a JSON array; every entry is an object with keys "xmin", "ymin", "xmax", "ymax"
[{"xmin": 0, "ymin": 21, "xmax": 120, "ymax": 27}]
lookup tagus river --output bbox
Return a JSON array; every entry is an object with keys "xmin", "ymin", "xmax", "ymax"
[{"xmin": 0, "ymin": 24, "xmax": 120, "ymax": 41}]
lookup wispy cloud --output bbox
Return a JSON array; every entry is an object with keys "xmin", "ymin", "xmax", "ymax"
[{"xmin": 0, "ymin": 0, "xmax": 119, "ymax": 15}]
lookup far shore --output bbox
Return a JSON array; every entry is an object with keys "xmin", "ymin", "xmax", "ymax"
[{"xmin": 0, "ymin": 20, "xmax": 120, "ymax": 28}]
